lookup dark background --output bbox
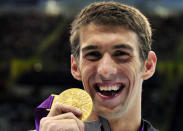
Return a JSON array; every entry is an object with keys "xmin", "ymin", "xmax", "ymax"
[{"xmin": 0, "ymin": 0, "xmax": 183, "ymax": 131}]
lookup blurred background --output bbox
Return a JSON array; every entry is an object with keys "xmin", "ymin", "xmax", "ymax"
[{"xmin": 0, "ymin": 0, "xmax": 183, "ymax": 130}]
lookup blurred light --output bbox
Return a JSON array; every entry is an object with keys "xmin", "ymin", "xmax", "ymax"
[
  {"xmin": 33, "ymin": 63, "xmax": 42, "ymax": 72},
  {"xmin": 154, "ymin": 6, "xmax": 177, "ymax": 17},
  {"xmin": 45, "ymin": 0, "xmax": 61, "ymax": 15}
]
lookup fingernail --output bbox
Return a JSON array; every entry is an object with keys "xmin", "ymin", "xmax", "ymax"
[{"xmin": 76, "ymin": 108, "xmax": 82, "ymax": 114}]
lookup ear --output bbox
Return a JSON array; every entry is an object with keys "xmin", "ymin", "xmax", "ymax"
[
  {"xmin": 71, "ymin": 55, "xmax": 82, "ymax": 81},
  {"xmin": 142, "ymin": 51, "xmax": 157, "ymax": 80}
]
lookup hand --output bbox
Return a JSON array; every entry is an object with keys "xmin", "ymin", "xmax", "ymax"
[{"xmin": 40, "ymin": 102, "xmax": 84, "ymax": 131}]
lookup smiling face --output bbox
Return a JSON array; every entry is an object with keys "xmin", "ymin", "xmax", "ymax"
[{"xmin": 71, "ymin": 23, "xmax": 156, "ymax": 119}]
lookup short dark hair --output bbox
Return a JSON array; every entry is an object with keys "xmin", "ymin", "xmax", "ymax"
[{"xmin": 70, "ymin": 1, "xmax": 152, "ymax": 62}]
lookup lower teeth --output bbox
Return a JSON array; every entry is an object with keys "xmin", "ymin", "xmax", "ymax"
[{"xmin": 100, "ymin": 90, "xmax": 120, "ymax": 96}]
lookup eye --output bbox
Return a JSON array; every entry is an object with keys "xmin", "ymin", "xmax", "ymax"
[
  {"xmin": 113, "ymin": 50, "xmax": 129, "ymax": 56},
  {"xmin": 113, "ymin": 50, "xmax": 131, "ymax": 60},
  {"xmin": 84, "ymin": 51, "xmax": 102, "ymax": 61}
]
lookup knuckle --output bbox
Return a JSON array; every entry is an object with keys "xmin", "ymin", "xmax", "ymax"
[
  {"xmin": 70, "ymin": 119, "xmax": 76, "ymax": 123},
  {"xmin": 71, "ymin": 119, "xmax": 80, "ymax": 131},
  {"xmin": 68, "ymin": 112, "xmax": 74, "ymax": 116},
  {"xmin": 47, "ymin": 123, "xmax": 56, "ymax": 131},
  {"xmin": 40, "ymin": 117, "xmax": 52, "ymax": 131},
  {"xmin": 54, "ymin": 102, "xmax": 62, "ymax": 107},
  {"xmin": 40, "ymin": 117, "xmax": 49, "ymax": 126},
  {"xmin": 66, "ymin": 112, "xmax": 77, "ymax": 119},
  {"xmin": 54, "ymin": 103, "xmax": 62, "ymax": 111},
  {"xmin": 65, "ymin": 121, "xmax": 78, "ymax": 131}
]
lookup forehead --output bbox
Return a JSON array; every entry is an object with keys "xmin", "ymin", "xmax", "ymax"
[{"xmin": 79, "ymin": 23, "xmax": 139, "ymax": 51}]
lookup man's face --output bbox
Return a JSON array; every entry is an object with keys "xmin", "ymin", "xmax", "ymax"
[{"xmin": 71, "ymin": 23, "xmax": 147, "ymax": 119}]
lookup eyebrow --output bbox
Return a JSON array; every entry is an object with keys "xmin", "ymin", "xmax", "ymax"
[
  {"xmin": 81, "ymin": 44, "xmax": 134, "ymax": 53},
  {"xmin": 112, "ymin": 44, "xmax": 134, "ymax": 52},
  {"xmin": 81, "ymin": 45, "xmax": 99, "ymax": 53}
]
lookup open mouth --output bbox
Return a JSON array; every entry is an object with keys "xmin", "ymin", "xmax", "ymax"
[{"xmin": 94, "ymin": 83, "xmax": 125, "ymax": 97}]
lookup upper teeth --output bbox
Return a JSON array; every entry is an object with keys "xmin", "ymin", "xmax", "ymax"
[{"xmin": 99, "ymin": 85, "xmax": 120, "ymax": 91}]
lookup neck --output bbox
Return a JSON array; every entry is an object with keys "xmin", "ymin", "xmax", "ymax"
[
  {"xmin": 108, "ymin": 90, "xmax": 142, "ymax": 131},
  {"xmin": 108, "ymin": 110, "xmax": 141, "ymax": 131}
]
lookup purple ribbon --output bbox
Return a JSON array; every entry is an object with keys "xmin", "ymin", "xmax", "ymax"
[
  {"xmin": 35, "ymin": 95, "xmax": 145, "ymax": 131},
  {"xmin": 141, "ymin": 120, "xmax": 145, "ymax": 131},
  {"xmin": 35, "ymin": 96, "xmax": 54, "ymax": 131}
]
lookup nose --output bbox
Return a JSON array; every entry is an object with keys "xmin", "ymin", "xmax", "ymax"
[{"xmin": 97, "ymin": 53, "xmax": 117, "ymax": 80}]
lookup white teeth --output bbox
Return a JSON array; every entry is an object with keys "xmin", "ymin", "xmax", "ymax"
[{"xmin": 99, "ymin": 85, "xmax": 120, "ymax": 91}]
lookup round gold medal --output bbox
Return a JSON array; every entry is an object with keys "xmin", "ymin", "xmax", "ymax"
[{"xmin": 50, "ymin": 88, "xmax": 93, "ymax": 121}]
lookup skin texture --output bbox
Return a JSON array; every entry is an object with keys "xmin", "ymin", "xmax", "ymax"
[
  {"xmin": 71, "ymin": 23, "xmax": 157, "ymax": 131},
  {"xmin": 40, "ymin": 102, "xmax": 84, "ymax": 131},
  {"xmin": 40, "ymin": 23, "xmax": 157, "ymax": 131}
]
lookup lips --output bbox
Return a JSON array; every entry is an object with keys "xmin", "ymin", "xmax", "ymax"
[{"xmin": 94, "ymin": 83, "xmax": 125, "ymax": 97}]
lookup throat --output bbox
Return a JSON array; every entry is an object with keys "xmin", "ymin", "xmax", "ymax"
[
  {"xmin": 107, "ymin": 107, "xmax": 142, "ymax": 131},
  {"xmin": 108, "ymin": 118, "xmax": 142, "ymax": 131}
]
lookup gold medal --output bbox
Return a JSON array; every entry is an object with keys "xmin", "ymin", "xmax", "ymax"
[{"xmin": 49, "ymin": 88, "xmax": 93, "ymax": 121}]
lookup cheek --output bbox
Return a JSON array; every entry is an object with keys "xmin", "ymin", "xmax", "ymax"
[
  {"xmin": 123, "ymin": 63, "xmax": 143, "ymax": 96},
  {"xmin": 80, "ymin": 63, "xmax": 96, "ymax": 92},
  {"xmin": 119, "ymin": 63, "xmax": 137, "ymax": 79},
  {"xmin": 82, "ymin": 75, "xmax": 96, "ymax": 100},
  {"xmin": 125, "ymin": 59, "xmax": 142, "ymax": 76},
  {"xmin": 121, "ymin": 65, "xmax": 141, "ymax": 104},
  {"xmin": 119, "ymin": 62, "xmax": 141, "ymax": 91}
]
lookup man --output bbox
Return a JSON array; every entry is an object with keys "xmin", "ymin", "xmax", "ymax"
[{"xmin": 39, "ymin": 1, "xmax": 158, "ymax": 131}]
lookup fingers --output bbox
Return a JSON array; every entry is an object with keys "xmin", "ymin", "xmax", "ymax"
[
  {"xmin": 40, "ymin": 112, "xmax": 84, "ymax": 131},
  {"xmin": 52, "ymin": 112, "xmax": 84, "ymax": 131},
  {"xmin": 40, "ymin": 102, "xmax": 84, "ymax": 131},
  {"xmin": 40, "ymin": 118, "xmax": 81, "ymax": 131},
  {"xmin": 48, "ymin": 102, "xmax": 82, "ymax": 117}
]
